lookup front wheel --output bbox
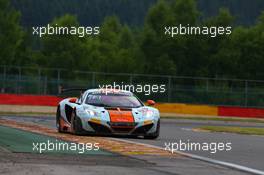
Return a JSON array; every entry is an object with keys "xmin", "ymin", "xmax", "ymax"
[
  {"xmin": 71, "ymin": 111, "xmax": 86, "ymax": 135},
  {"xmin": 144, "ymin": 120, "xmax": 160, "ymax": 139},
  {"xmin": 56, "ymin": 106, "xmax": 63, "ymax": 133}
]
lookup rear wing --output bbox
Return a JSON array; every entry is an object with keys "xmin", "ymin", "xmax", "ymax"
[
  {"xmin": 58, "ymin": 87, "xmax": 87, "ymax": 98},
  {"xmin": 57, "ymin": 85, "xmax": 98, "ymax": 98}
]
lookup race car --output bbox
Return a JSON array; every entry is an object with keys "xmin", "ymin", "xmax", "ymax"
[{"xmin": 56, "ymin": 88, "xmax": 160, "ymax": 139}]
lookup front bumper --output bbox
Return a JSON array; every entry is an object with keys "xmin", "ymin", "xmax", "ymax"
[{"xmin": 83, "ymin": 118, "xmax": 157, "ymax": 136}]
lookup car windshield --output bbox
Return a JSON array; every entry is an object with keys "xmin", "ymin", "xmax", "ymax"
[{"xmin": 85, "ymin": 93, "xmax": 143, "ymax": 108}]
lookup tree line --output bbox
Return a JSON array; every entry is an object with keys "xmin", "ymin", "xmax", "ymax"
[
  {"xmin": 11, "ymin": 0, "xmax": 264, "ymax": 26},
  {"xmin": 1, "ymin": 0, "xmax": 264, "ymax": 80}
]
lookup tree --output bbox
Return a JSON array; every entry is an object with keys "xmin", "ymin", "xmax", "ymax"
[
  {"xmin": 40, "ymin": 14, "xmax": 88, "ymax": 72},
  {"xmin": 0, "ymin": 0, "xmax": 24, "ymax": 65},
  {"xmin": 89, "ymin": 16, "xmax": 142, "ymax": 73},
  {"xmin": 145, "ymin": 0, "xmax": 172, "ymax": 34},
  {"xmin": 231, "ymin": 12, "xmax": 264, "ymax": 79},
  {"xmin": 141, "ymin": 0, "xmax": 176, "ymax": 75},
  {"xmin": 203, "ymin": 9, "xmax": 237, "ymax": 78},
  {"xmin": 171, "ymin": 0, "xmax": 199, "ymax": 25},
  {"xmin": 168, "ymin": 0, "xmax": 201, "ymax": 76}
]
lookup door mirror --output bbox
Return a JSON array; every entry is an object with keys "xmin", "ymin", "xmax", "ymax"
[
  {"xmin": 147, "ymin": 100, "xmax": 155, "ymax": 106},
  {"xmin": 69, "ymin": 98, "xmax": 77, "ymax": 103}
]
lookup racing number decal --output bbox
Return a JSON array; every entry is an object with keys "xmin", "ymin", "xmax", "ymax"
[{"xmin": 108, "ymin": 108, "xmax": 134, "ymax": 123}]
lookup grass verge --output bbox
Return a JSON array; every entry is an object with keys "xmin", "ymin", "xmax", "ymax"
[{"xmin": 199, "ymin": 126, "xmax": 264, "ymax": 135}]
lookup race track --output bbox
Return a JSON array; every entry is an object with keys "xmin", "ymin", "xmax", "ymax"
[
  {"xmin": 0, "ymin": 115, "xmax": 264, "ymax": 175},
  {"xmin": 128, "ymin": 119, "xmax": 264, "ymax": 171}
]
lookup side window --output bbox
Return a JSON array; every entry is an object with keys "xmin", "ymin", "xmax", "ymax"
[
  {"xmin": 79, "ymin": 92, "xmax": 87, "ymax": 104},
  {"xmin": 76, "ymin": 91, "xmax": 85, "ymax": 104}
]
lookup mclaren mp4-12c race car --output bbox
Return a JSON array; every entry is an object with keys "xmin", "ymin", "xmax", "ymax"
[{"xmin": 56, "ymin": 89, "xmax": 160, "ymax": 139}]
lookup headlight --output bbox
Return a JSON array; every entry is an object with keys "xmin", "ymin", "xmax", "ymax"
[
  {"xmin": 85, "ymin": 109, "xmax": 97, "ymax": 117},
  {"xmin": 145, "ymin": 110, "xmax": 154, "ymax": 118}
]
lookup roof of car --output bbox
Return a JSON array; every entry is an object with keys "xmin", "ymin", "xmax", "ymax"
[{"xmin": 85, "ymin": 88, "xmax": 133, "ymax": 95}]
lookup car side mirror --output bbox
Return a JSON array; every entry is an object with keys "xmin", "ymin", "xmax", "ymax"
[
  {"xmin": 147, "ymin": 100, "xmax": 155, "ymax": 106},
  {"xmin": 69, "ymin": 98, "xmax": 77, "ymax": 103}
]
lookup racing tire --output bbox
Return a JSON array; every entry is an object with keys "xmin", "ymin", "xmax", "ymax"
[
  {"xmin": 56, "ymin": 106, "xmax": 63, "ymax": 133},
  {"xmin": 144, "ymin": 119, "xmax": 160, "ymax": 139},
  {"xmin": 71, "ymin": 111, "xmax": 86, "ymax": 135}
]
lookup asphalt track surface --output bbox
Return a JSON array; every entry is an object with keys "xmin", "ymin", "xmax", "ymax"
[
  {"xmin": 1, "ymin": 115, "xmax": 264, "ymax": 175},
  {"xmin": 132, "ymin": 119, "xmax": 264, "ymax": 171}
]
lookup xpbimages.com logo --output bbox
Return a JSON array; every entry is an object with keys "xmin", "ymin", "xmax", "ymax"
[
  {"xmin": 32, "ymin": 24, "xmax": 100, "ymax": 37},
  {"xmin": 165, "ymin": 24, "xmax": 232, "ymax": 38},
  {"xmin": 164, "ymin": 140, "xmax": 232, "ymax": 154},
  {"xmin": 32, "ymin": 140, "xmax": 100, "ymax": 154},
  {"xmin": 98, "ymin": 82, "xmax": 166, "ymax": 96}
]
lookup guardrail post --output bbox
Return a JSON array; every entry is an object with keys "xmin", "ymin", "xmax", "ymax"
[
  {"xmin": 206, "ymin": 79, "xmax": 209, "ymax": 91},
  {"xmin": 129, "ymin": 75, "xmax": 133, "ymax": 85},
  {"xmin": 18, "ymin": 67, "xmax": 21, "ymax": 94},
  {"xmin": 57, "ymin": 69, "xmax": 61, "ymax": 94},
  {"xmin": 245, "ymin": 80, "xmax": 248, "ymax": 107},
  {"xmin": 2, "ymin": 66, "xmax": 6, "ymax": 93},
  {"xmin": 92, "ymin": 72, "xmax": 96, "ymax": 87},
  {"xmin": 168, "ymin": 76, "xmax": 172, "ymax": 102},
  {"xmin": 44, "ymin": 76, "xmax": 47, "ymax": 95},
  {"xmin": 38, "ymin": 68, "xmax": 41, "ymax": 94}
]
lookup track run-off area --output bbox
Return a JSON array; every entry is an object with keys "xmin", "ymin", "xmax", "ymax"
[{"xmin": 0, "ymin": 115, "xmax": 264, "ymax": 175}]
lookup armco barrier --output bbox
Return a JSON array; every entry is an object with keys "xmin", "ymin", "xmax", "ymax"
[
  {"xmin": 218, "ymin": 106, "xmax": 264, "ymax": 118},
  {"xmin": 0, "ymin": 94, "xmax": 62, "ymax": 106},
  {"xmin": 155, "ymin": 103, "xmax": 218, "ymax": 116},
  {"xmin": 1, "ymin": 93, "xmax": 264, "ymax": 118},
  {"xmin": 156, "ymin": 103, "xmax": 264, "ymax": 119}
]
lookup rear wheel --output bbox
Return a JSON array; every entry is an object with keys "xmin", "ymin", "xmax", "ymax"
[
  {"xmin": 71, "ymin": 111, "xmax": 86, "ymax": 135},
  {"xmin": 144, "ymin": 120, "xmax": 160, "ymax": 139},
  {"xmin": 56, "ymin": 106, "xmax": 63, "ymax": 133}
]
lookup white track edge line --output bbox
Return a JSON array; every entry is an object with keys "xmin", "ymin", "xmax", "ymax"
[{"xmin": 110, "ymin": 138, "xmax": 264, "ymax": 175}]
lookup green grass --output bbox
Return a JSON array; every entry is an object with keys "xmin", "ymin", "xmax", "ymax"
[
  {"xmin": 0, "ymin": 125, "xmax": 111, "ymax": 155},
  {"xmin": 162, "ymin": 116, "xmax": 264, "ymax": 123},
  {"xmin": 199, "ymin": 126, "xmax": 264, "ymax": 135}
]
